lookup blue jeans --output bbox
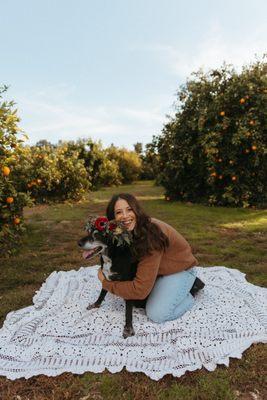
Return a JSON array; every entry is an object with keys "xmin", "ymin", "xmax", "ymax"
[{"xmin": 145, "ymin": 267, "xmax": 197, "ymax": 323}]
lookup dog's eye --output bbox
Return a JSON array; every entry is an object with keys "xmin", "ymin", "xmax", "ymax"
[{"xmin": 92, "ymin": 231, "xmax": 101, "ymax": 240}]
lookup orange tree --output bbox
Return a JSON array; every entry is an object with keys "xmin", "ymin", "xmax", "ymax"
[
  {"xmin": 12, "ymin": 144, "xmax": 60, "ymax": 203},
  {"xmin": 54, "ymin": 143, "xmax": 90, "ymax": 200},
  {"xmin": 0, "ymin": 86, "xmax": 31, "ymax": 254},
  {"xmin": 12, "ymin": 143, "xmax": 90, "ymax": 204},
  {"xmin": 64, "ymin": 139, "xmax": 121, "ymax": 190},
  {"xmin": 155, "ymin": 57, "xmax": 267, "ymax": 207},
  {"xmin": 106, "ymin": 144, "xmax": 142, "ymax": 184},
  {"xmin": 65, "ymin": 139, "xmax": 140, "ymax": 189},
  {"xmin": 136, "ymin": 138, "xmax": 161, "ymax": 180}
]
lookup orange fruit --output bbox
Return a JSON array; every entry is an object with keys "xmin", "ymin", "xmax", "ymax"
[
  {"xmin": 6, "ymin": 197, "xmax": 14, "ymax": 204},
  {"xmin": 249, "ymin": 120, "xmax": 255, "ymax": 125},
  {"xmin": 240, "ymin": 98, "xmax": 245, "ymax": 104},
  {"xmin": 2, "ymin": 166, "xmax": 10, "ymax": 176},
  {"xmin": 220, "ymin": 111, "xmax": 225, "ymax": 117},
  {"xmin": 245, "ymin": 149, "xmax": 250, "ymax": 153},
  {"xmin": 37, "ymin": 178, "xmax": 42, "ymax": 184},
  {"xmin": 218, "ymin": 158, "xmax": 222, "ymax": 162},
  {"xmin": 210, "ymin": 172, "xmax": 217, "ymax": 177},
  {"xmin": 251, "ymin": 145, "xmax": 257, "ymax": 151},
  {"xmin": 218, "ymin": 175, "xmax": 223, "ymax": 179},
  {"xmin": 231, "ymin": 176, "xmax": 237, "ymax": 181},
  {"xmin": 229, "ymin": 160, "xmax": 234, "ymax": 165},
  {"xmin": 13, "ymin": 217, "xmax": 21, "ymax": 225}
]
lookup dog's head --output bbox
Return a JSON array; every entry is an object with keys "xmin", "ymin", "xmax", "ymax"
[
  {"xmin": 78, "ymin": 228, "xmax": 108, "ymax": 260},
  {"xmin": 78, "ymin": 216, "xmax": 133, "ymax": 272}
]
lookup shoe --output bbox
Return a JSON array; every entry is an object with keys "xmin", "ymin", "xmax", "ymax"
[{"xmin": 190, "ymin": 277, "xmax": 205, "ymax": 297}]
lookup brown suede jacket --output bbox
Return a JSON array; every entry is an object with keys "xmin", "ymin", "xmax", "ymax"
[{"xmin": 102, "ymin": 217, "xmax": 198, "ymax": 300}]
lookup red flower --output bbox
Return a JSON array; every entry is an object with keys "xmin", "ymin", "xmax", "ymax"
[
  {"xmin": 95, "ymin": 217, "xmax": 108, "ymax": 231},
  {"xmin": 108, "ymin": 222, "xmax": 117, "ymax": 231}
]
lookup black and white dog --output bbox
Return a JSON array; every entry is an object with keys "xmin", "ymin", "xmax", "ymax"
[
  {"xmin": 78, "ymin": 227, "xmax": 147, "ymax": 339},
  {"xmin": 78, "ymin": 218, "xmax": 205, "ymax": 338}
]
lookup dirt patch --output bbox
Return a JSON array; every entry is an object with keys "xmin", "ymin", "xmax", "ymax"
[
  {"xmin": 219, "ymin": 227, "xmax": 240, "ymax": 236},
  {"xmin": 24, "ymin": 204, "xmax": 49, "ymax": 218}
]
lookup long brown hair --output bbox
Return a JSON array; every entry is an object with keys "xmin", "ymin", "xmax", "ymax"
[{"xmin": 106, "ymin": 193, "xmax": 169, "ymax": 260}]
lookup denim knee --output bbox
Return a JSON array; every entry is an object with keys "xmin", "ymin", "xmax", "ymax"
[
  {"xmin": 146, "ymin": 292, "xmax": 195, "ymax": 323},
  {"xmin": 145, "ymin": 268, "xmax": 197, "ymax": 323},
  {"xmin": 146, "ymin": 301, "xmax": 166, "ymax": 323}
]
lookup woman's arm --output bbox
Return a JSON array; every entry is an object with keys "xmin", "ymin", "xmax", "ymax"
[{"xmin": 101, "ymin": 249, "xmax": 164, "ymax": 300}]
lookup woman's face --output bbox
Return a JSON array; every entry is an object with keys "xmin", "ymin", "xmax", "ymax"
[{"xmin": 114, "ymin": 198, "xmax": 136, "ymax": 231}]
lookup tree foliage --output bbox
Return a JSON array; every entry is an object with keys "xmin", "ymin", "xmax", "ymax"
[
  {"xmin": 0, "ymin": 86, "xmax": 31, "ymax": 254},
  {"xmin": 139, "ymin": 137, "xmax": 161, "ymax": 180},
  {"xmin": 155, "ymin": 57, "xmax": 267, "ymax": 207},
  {"xmin": 106, "ymin": 145, "xmax": 142, "ymax": 184}
]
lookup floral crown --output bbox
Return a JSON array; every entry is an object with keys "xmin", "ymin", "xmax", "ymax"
[{"xmin": 84, "ymin": 215, "xmax": 133, "ymax": 247}]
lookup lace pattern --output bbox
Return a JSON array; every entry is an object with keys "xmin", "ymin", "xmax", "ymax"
[{"xmin": 0, "ymin": 265, "xmax": 266, "ymax": 381}]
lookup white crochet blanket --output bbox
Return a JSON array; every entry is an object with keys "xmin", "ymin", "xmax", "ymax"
[{"xmin": 0, "ymin": 265, "xmax": 266, "ymax": 381}]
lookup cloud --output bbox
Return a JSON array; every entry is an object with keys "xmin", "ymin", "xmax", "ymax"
[
  {"xmin": 132, "ymin": 21, "xmax": 266, "ymax": 79},
  {"xmin": 13, "ymin": 88, "xmax": 170, "ymax": 149},
  {"xmin": 12, "ymin": 18, "xmax": 266, "ymax": 149}
]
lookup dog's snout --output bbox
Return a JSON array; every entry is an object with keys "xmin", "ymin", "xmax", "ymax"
[{"xmin": 78, "ymin": 238, "xmax": 85, "ymax": 247}]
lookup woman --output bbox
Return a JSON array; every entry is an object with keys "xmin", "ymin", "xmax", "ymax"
[{"xmin": 97, "ymin": 193, "xmax": 204, "ymax": 323}]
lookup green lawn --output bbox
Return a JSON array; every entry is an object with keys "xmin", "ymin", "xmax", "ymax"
[{"xmin": 0, "ymin": 180, "xmax": 266, "ymax": 400}]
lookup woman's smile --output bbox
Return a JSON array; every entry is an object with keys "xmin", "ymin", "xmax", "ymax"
[
  {"xmin": 122, "ymin": 219, "xmax": 134, "ymax": 229},
  {"xmin": 114, "ymin": 198, "xmax": 136, "ymax": 231}
]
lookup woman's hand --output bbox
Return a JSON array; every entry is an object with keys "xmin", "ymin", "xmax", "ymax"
[{"xmin": 97, "ymin": 268, "xmax": 105, "ymax": 283}]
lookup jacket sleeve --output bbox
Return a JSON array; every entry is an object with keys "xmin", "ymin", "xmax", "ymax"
[{"xmin": 102, "ymin": 249, "xmax": 164, "ymax": 300}]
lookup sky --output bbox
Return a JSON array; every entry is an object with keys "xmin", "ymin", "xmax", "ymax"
[{"xmin": 1, "ymin": 0, "xmax": 266, "ymax": 150}]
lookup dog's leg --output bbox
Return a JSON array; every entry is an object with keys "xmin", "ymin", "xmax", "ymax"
[
  {"xmin": 133, "ymin": 298, "xmax": 147, "ymax": 308},
  {"xmin": 123, "ymin": 300, "xmax": 135, "ymax": 338},
  {"xmin": 86, "ymin": 289, "xmax": 107, "ymax": 310}
]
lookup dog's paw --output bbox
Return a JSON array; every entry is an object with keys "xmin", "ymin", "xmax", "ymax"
[
  {"xmin": 123, "ymin": 326, "xmax": 135, "ymax": 339},
  {"xmin": 86, "ymin": 303, "xmax": 100, "ymax": 310}
]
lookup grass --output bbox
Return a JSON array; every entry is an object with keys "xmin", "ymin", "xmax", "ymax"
[{"xmin": 0, "ymin": 180, "xmax": 266, "ymax": 400}]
